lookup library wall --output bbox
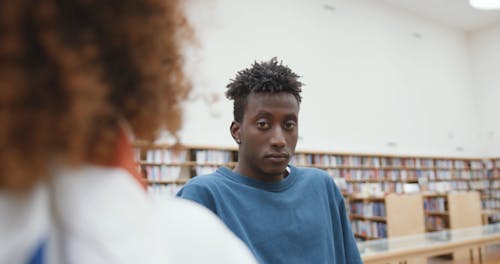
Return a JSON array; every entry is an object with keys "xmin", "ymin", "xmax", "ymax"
[
  {"xmin": 469, "ymin": 23, "xmax": 500, "ymax": 157},
  {"xmin": 177, "ymin": 0, "xmax": 484, "ymax": 156}
]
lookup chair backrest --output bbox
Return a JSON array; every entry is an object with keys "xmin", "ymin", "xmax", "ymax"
[
  {"xmin": 448, "ymin": 191, "xmax": 482, "ymax": 229},
  {"xmin": 386, "ymin": 193, "xmax": 425, "ymax": 237}
]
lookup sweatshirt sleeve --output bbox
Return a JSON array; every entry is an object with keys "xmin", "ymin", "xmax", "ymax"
[
  {"xmin": 332, "ymin": 182, "xmax": 363, "ymax": 264},
  {"xmin": 176, "ymin": 182, "xmax": 217, "ymax": 214}
]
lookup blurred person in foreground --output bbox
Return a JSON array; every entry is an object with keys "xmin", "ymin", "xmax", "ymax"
[{"xmin": 0, "ymin": 1, "xmax": 257, "ymax": 263}]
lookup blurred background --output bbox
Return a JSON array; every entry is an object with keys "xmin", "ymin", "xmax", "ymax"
[{"xmin": 173, "ymin": 0, "xmax": 500, "ymax": 158}]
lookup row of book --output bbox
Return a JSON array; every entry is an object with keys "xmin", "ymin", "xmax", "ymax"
[
  {"xmin": 142, "ymin": 149, "xmax": 236, "ymax": 164},
  {"xmin": 195, "ymin": 165, "xmax": 219, "ymax": 176},
  {"xmin": 351, "ymin": 220, "xmax": 387, "ymax": 239},
  {"xmin": 291, "ymin": 155, "xmax": 438, "ymax": 168},
  {"xmin": 344, "ymin": 182, "xmax": 388, "ymax": 195},
  {"xmin": 144, "ymin": 165, "xmax": 183, "ymax": 181},
  {"xmin": 491, "ymin": 180, "xmax": 500, "ymax": 189},
  {"xmin": 429, "ymin": 170, "xmax": 486, "ymax": 180},
  {"xmin": 427, "ymin": 182, "xmax": 472, "ymax": 193},
  {"xmin": 194, "ymin": 150, "xmax": 232, "ymax": 164},
  {"xmin": 423, "ymin": 197, "xmax": 447, "ymax": 212},
  {"xmin": 145, "ymin": 149, "xmax": 188, "ymax": 163},
  {"xmin": 426, "ymin": 216, "xmax": 448, "ymax": 231},
  {"xmin": 343, "ymin": 182, "xmax": 413, "ymax": 195},
  {"xmin": 147, "ymin": 184, "xmax": 183, "ymax": 197},
  {"xmin": 426, "ymin": 181, "xmax": 468, "ymax": 191},
  {"xmin": 429, "ymin": 160, "xmax": 483, "ymax": 169},
  {"xmin": 470, "ymin": 160, "xmax": 486, "ymax": 169},
  {"xmin": 350, "ymin": 202, "xmax": 386, "ymax": 217},
  {"xmin": 435, "ymin": 160, "xmax": 454, "ymax": 169},
  {"xmin": 143, "ymin": 171, "xmax": 492, "ymax": 197},
  {"xmin": 468, "ymin": 180, "xmax": 490, "ymax": 190},
  {"xmin": 326, "ymin": 169, "xmax": 487, "ymax": 182},
  {"xmin": 328, "ymin": 169, "xmax": 418, "ymax": 181},
  {"xmin": 327, "ymin": 169, "xmax": 427, "ymax": 181},
  {"xmin": 482, "ymin": 199, "xmax": 500, "ymax": 210},
  {"xmin": 290, "ymin": 155, "xmax": 488, "ymax": 169},
  {"xmin": 140, "ymin": 148, "xmax": 492, "ymax": 175}
]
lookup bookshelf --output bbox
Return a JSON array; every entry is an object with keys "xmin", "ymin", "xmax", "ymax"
[
  {"xmin": 135, "ymin": 143, "xmax": 236, "ymax": 196},
  {"xmin": 423, "ymin": 194, "xmax": 449, "ymax": 232},
  {"xmin": 486, "ymin": 158, "xmax": 500, "ymax": 223},
  {"xmin": 422, "ymin": 192, "xmax": 481, "ymax": 229},
  {"xmin": 349, "ymin": 193, "xmax": 426, "ymax": 244},
  {"xmin": 428, "ymin": 191, "xmax": 483, "ymax": 261},
  {"xmin": 349, "ymin": 196, "xmax": 387, "ymax": 240},
  {"xmin": 290, "ymin": 152, "xmax": 490, "ymax": 208},
  {"xmin": 134, "ymin": 143, "xmax": 496, "ymax": 227}
]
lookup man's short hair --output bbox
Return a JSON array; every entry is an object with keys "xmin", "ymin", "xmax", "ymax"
[{"xmin": 225, "ymin": 57, "xmax": 303, "ymax": 122}]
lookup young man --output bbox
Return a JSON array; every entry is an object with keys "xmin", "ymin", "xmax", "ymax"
[{"xmin": 177, "ymin": 58, "xmax": 362, "ymax": 264}]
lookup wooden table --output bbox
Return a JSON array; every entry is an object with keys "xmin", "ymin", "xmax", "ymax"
[{"xmin": 357, "ymin": 223, "xmax": 500, "ymax": 264}]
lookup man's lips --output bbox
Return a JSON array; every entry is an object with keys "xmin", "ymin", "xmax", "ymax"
[{"xmin": 265, "ymin": 153, "xmax": 290, "ymax": 162}]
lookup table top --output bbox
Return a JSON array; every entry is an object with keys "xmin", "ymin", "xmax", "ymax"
[{"xmin": 357, "ymin": 223, "xmax": 500, "ymax": 260}]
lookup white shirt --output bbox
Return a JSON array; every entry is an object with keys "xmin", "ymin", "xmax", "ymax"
[
  {"xmin": 0, "ymin": 184, "xmax": 49, "ymax": 264},
  {"xmin": 1, "ymin": 165, "xmax": 257, "ymax": 264}
]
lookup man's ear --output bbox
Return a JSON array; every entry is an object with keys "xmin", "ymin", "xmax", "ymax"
[{"xmin": 230, "ymin": 121, "xmax": 241, "ymax": 144}]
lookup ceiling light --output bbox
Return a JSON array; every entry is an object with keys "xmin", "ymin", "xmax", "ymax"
[{"xmin": 469, "ymin": 0, "xmax": 500, "ymax": 10}]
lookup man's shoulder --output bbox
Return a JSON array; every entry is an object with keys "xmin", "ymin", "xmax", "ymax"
[
  {"xmin": 293, "ymin": 166, "xmax": 340, "ymax": 196},
  {"xmin": 185, "ymin": 170, "xmax": 225, "ymax": 186},
  {"xmin": 294, "ymin": 166, "xmax": 331, "ymax": 180}
]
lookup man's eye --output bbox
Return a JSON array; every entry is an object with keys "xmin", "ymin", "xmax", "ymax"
[
  {"xmin": 257, "ymin": 121, "xmax": 270, "ymax": 129},
  {"xmin": 284, "ymin": 121, "xmax": 296, "ymax": 129}
]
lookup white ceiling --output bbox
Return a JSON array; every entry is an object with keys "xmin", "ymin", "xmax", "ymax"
[{"xmin": 380, "ymin": 0, "xmax": 500, "ymax": 32}]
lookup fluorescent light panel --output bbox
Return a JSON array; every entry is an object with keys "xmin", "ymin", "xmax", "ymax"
[{"xmin": 469, "ymin": 0, "xmax": 500, "ymax": 10}]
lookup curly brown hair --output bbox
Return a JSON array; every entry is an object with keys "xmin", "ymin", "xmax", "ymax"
[{"xmin": 0, "ymin": 0, "xmax": 192, "ymax": 190}]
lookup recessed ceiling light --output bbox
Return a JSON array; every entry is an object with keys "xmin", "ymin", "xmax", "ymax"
[{"xmin": 469, "ymin": 0, "xmax": 500, "ymax": 10}]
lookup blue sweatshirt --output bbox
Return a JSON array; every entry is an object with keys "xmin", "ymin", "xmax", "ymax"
[{"xmin": 177, "ymin": 165, "xmax": 362, "ymax": 264}]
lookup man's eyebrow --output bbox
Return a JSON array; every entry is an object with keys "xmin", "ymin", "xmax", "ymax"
[
  {"xmin": 253, "ymin": 111, "xmax": 297, "ymax": 119},
  {"xmin": 284, "ymin": 113, "xmax": 298, "ymax": 120},
  {"xmin": 255, "ymin": 111, "xmax": 272, "ymax": 118}
]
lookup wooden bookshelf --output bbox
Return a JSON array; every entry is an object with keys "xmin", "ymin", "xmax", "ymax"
[
  {"xmin": 486, "ymin": 158, "xmax": 500, "ymax": 223},
  {"xmin": 448, "ymin": 192, "xmax": 482, "ymax": 229},
  {"xmin": 423, "ymin": 194, "xmax": 450, "ymax": 232},
  {"xmin": 421, "ymin": 191, "xmax": 483, "ymax": 261},
  {"xmin": 292, "ymin": 152, "xmax": 493, "ymax": 213},
  {"xmin": 134, "ymin": 143, "xmax": 236, "ymax": 196},
  {"xmin": 349, "ymin": 195, "xmax": 387, "ymax": 240},
  {"xmin": 348, "ymin": 193, "xmax": 425, "ymax": 244},
  {"xmin": 134, "ymin": 143, "xmax": 498, "ymax": 228}
]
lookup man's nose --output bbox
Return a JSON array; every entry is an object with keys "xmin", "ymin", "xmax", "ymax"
[{"xmin": 270, "ymin": 127, "xmax": 286, "ymax": 148}]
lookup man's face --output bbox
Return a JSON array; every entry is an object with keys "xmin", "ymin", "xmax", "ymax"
[{"xmin": 231, "ymin": 92, "xmax": 299, "ymax": 182}]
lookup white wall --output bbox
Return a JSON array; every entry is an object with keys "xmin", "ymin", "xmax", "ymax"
[
  {"xmin": 179, "ymin": 0, "xmax": 485, "ymax": 157},
  {"xmin": 469, "ymin": 23, "xmax": 500, "ymax": 157}
]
